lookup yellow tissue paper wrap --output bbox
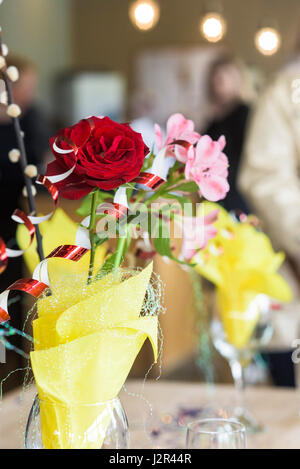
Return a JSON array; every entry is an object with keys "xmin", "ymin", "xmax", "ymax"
[
  {"xmin": 16, "ymin": 208, "xmax": 107, "ymax": 278},
  {"xmin": 30, "ymin": 262, "xmax": 157, "ymax": 449},
  {"xmin": 193, "ymin": 202, "xmax": 292, "ymax": 348}
]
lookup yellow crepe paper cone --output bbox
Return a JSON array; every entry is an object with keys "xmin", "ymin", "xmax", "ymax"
[
  {"xmin": 16, "ymin": 208, "xmax": 107, "ymax": 279},
  {"xmin": 30, "ymin": 262, "xmax": 158, "ymax": 448},
  {"xmin": 217, "ymin": 287, "xmax": 261, "ymax": 348},
  {"xmin": 193, "ymin": 203, "xmax": 292, "ymax": 348}
]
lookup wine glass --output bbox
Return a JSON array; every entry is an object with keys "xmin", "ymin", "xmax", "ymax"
[
  {"xmin": 186, "ymin": 418, "xmax": 247, "ymax": 449},
  {"xmin": 211, "ymin": 294, "xmax": 273, "ymax": 433}
]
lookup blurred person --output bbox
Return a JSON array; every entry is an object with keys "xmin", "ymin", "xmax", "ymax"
[
  {"xmin": 204, "ymin": 55, "xmax": 251, "ymax": 213},
  {"xmin": 0, "ymin": 55, "xmax": 51, "ymax": 389},
  {"xmin": 238, "ymin": 49, "xmax": 300, "ymax": 388},
  {"xmin": 238, "ymin": 60, "xmax": 300, "ymax": 279}
]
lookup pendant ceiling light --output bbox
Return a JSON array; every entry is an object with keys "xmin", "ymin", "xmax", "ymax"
[
  {"xmin": 200, "ymin": 12, "xmax": 226, "ymax": 43},
  {"xmin": 129, "ymin": 0, "xmax": 160, "ymax": 31},
  {"xmin": 255, "ymin": 26, "xmax": 281, "ymax": 56},
  {"xmin": 199, "ymin": 1, "xmax": 226, "ymax": 43}
]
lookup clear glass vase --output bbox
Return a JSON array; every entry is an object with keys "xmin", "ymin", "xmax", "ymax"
[
  {"xmin": 25, "ymin": 395, "xmax": 130, "ymax": 449},
  {"xmin": 211, "ymin": 295, "xmax": 273, "ymax": 433}
]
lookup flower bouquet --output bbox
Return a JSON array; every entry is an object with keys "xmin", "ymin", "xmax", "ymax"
[{"xmin": 0, "ymin": 80, "xmax": 230, "ymax": 448}]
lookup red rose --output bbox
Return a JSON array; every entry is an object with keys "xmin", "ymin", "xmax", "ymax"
[{"xmin": 46, "ymin": 116, "xmax": 149, "ymax": 199}]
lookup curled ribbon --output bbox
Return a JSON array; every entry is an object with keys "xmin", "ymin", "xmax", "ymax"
[
  {"xmin": 134, "ymin": 172, "xmax": 165, "ymax": 191},
  {"xmin": 0, "ymin": 237, "xmax": 8, "ymax": 275},
  {"xmin": 0, "ymin": 177, "xmax": 59, "ymax": 276},
  {"xmin": 0, "ymin": 244, "xmax": 88, "ymax": 324},
  {"xmin": 0, "ymin": 119, "xmax": 99, "ymax": 323},
  {"xmin": 95, "ymin": 171, "xmax": 165, "ymax": 228}
]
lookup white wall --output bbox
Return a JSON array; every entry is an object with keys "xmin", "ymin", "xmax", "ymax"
[{"xmin": 0, "ymin": 0, "xmax": 71, "ymax": 116}]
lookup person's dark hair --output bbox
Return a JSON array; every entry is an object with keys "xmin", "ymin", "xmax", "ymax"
[
  {"xmin": 207, "ymin": 54, "xmax": 238, "ymax": 101},
  {"xmin": 7, "ymin": 54, "xmax": 37, "ymax": 72},
  {"xmin": 1, "ymin": 54, "xmax": 37, "ymax": 81}
]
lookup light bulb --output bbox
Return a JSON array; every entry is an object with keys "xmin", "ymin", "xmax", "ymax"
[
  {"xmin": 200, "ymin": 12, "xmax": 226, "ymax": 43},
  {"xmin": 255, "ymin": 27, "xmax": 281, "ymax": 56},
  {"xmin": 129, "ymin": 0, "xmax": 160, "ymax": 31}
]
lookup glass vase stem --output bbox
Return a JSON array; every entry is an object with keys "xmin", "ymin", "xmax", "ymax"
[{"xmin": 230, "ymin": 359, "xmax": 246, "ymax": 410}]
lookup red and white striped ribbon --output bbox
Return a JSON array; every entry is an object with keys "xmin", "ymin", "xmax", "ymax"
[
  {"xmin": 0, "ymin": 244, "xmax": 89, "ymax": 324},
  {"xmin": 0, "ymin": 176, "xmax": 59, "ymax": 276}
]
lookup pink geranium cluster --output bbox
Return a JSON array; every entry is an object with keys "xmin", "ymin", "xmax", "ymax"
[
  {"xmin": 155, "ymin": 113, "xmax": 230, "ymax": 260},
  {"xmin": 155, "ymin": 113, "xmax": 229, "ymax": 202}
]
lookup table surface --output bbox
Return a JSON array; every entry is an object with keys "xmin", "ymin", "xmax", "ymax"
[{"xmin": 0, "ymin": 380, "xmax": 299, "ymax": 449}]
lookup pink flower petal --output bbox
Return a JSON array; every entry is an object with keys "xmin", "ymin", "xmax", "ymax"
[
  {"xmin": 218, "ymin": 135, "xmax": 226, "ymax": 151},
  {"xmin": 184, "ymin": 157, "xmax": 194, "ymax": 180},
  {"xmin": 181, "ymin": 243, "xmax": 197, "ymax": 261},
  {"xmin": 198, "ymin": 175, "xmax": 230, "ymax": 202},
  {"xmin": 180, "ymin": 130, "xmax": 201, "ymax": 144},
  {"xmin": 204, "ymin": 209, "xmax": 219, "ymax": 225},
  {"xmin": 211, "ymin": 154, "xmax": 229, "ymax": 177},
  {"xmin": 166, "ymin": 113, "xmax": 188, "ymax": 138},
  {"xmin": 180, "ymin": 212, "xmax": 218, "ymax": 259},
  {"xmin": 154, "ymin": 123, "xmax": 163, "ymax": 151},
  {"xmin": 174, "ymin": 145, "xmax": 189, "ymax": 163},
  {"xmin": 195, "ymin": 135, "xmax": 215, "ymax": 165}
]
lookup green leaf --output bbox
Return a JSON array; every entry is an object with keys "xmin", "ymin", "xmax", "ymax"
[
  {"xmin": 95, "ymin": 236, "xmax": 109, "ymax": 248},
  {"xmin": 170, "ymin": 181, "xmax": 199, "ymax": 192},
  {"xmin": 153, "ymin": 218, "xmax": 191, "ymax": 266},
  {"xmin": 168, "ymin": 160, "xmax": 181, "ymax": 179},
  {"xmin": 95, "ymin": 252, "xmax": 118, "ymax": 278},
  {"xmin": 146, "ymin": 211, "xmax": 159, "ymax": 239},
  {"xmin": 141, "ymin": 150, "xmax": 155, "ymax": 171},
  {"xmin": 163, "ymin": 192, "xmax": 191, "ymax": 208}
]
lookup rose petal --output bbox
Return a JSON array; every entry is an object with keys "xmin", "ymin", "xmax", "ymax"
[{"xmin": 56, "ymin": 181, "xmax": 93, "ymax": 200}]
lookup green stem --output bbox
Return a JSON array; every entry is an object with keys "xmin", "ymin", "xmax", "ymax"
[
  {"xmin": 87, "ymin": 190, "xmax": 98, "ymax": 284},
  {"xmin": 113, "ymin": 224, "xmax": 131, "ymax": 270}
]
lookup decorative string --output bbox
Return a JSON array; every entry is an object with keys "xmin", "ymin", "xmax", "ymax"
[
  {"xmin": 189, "ymin": 269, "xmax": 215, "ymax": 384},
  {"xmin": 0, "ymin": 30, "xmax": 44, "ymax": 261}
]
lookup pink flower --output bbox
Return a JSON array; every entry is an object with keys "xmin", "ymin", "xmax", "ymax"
[
  {"xmin": 155, "ymin": 113, "xmax": 200, "ymax": 162},
  {"xmin": 181, "ymin": 210, "xmax": 219, "ymax": 260},
  {"xmin": 185, "ymin": 135, "xmax": 229, "ymax": 202}
]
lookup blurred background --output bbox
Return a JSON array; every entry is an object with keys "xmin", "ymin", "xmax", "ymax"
[
  {"xmin": 1, "ymin": 0, "xmax": 297, "ymax": 125},
  {"xmin": 1, "ymin": 0, "xmax": 300, "ymax": 393}
]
